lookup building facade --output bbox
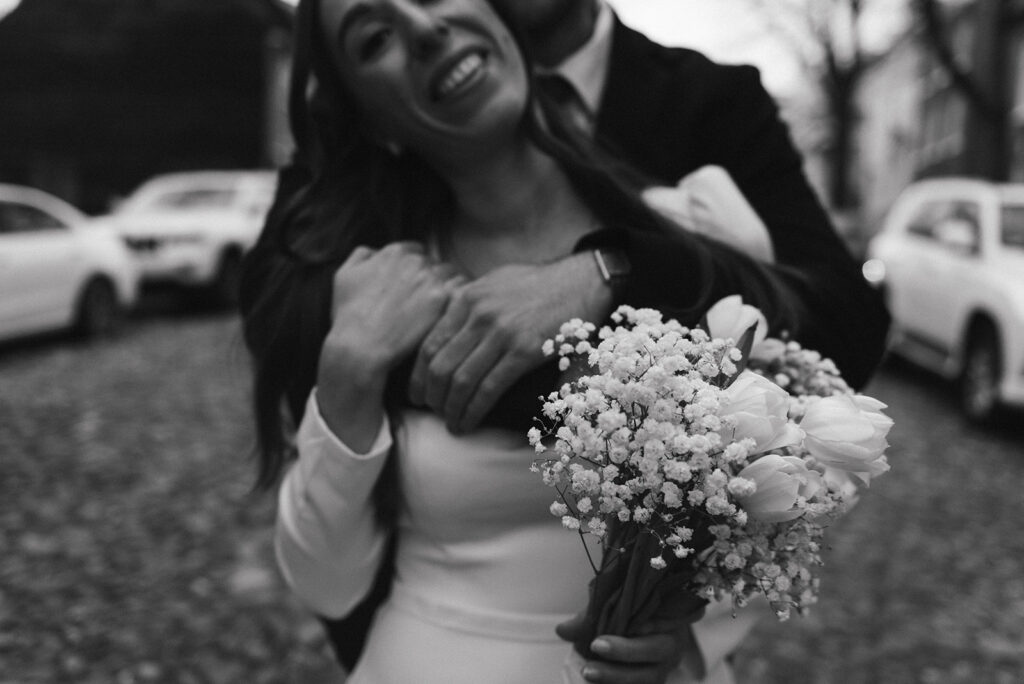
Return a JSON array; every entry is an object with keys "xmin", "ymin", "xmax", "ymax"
[
  {"xmin": 0, "ymin": 0, "xmax": 293, "ymax": 213},
  {"xmin": 854, "ymin": 0, "xmax": 1024, "ymax": 239}
]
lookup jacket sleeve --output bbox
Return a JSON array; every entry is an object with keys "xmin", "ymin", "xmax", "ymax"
[
  {"xmin": 275, "ymin": 389, "xmax": 393, "ymax": 619},
  {"xmin": 598, "ymin": 64, "xmax": 889, "ymax": 390}
]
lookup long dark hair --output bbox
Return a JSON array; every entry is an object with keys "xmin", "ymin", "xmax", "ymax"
[{"xmin": 240, "ymin": 0, "xmax": 711, "ymax": 492}]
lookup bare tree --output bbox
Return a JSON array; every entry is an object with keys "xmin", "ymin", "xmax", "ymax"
[
  {"xmin": 746, "ymin": 0, "xmax": 874, "ymax": 210},
  {"xmin": 911, "ymin": 0, "xmax": 1010, "ymax": 178}
]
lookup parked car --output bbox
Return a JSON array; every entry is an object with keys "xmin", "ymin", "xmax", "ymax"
[
  {"xmin": 99, "ymin": 170, "xmax": 277, "ymax": 307},
  {"xmin": 863, "ymin": 177, "xmax": 1024, "ymax": 422},
  {"xmin": 0, "ymin": 184, "xmax": 139, "ymax": 343}
]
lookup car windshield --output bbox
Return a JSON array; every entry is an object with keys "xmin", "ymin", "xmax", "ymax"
[
  {"xmin": 1001, "ymin": 205, "xmax": 1024, "ymax": 250},
  {"xmin": 128, "ymin": 187, "xmax": 238, "ymax": 212}
]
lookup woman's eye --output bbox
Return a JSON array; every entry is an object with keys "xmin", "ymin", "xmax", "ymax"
[{"xmin": 358, "ymin": 27, "xmax": 393, "ymax": 61}]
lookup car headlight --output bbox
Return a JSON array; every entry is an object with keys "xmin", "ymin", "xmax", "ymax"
[{"xmin": 862, "ymin": 259, "xmax": 886, "ymax": 286}]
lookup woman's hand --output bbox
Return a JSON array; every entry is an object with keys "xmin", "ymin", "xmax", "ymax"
[
  {"xmin": 556, "ymin": 597, "xmax": 708, "ymax": 684},
  {"xmin": 317, "ymin": 242, "xmax": 461, "ymax": 449}
]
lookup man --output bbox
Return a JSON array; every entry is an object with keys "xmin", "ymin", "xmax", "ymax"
[{"xmin": 270, "ymin": 0, "xmax": 890, "ymax": 681}]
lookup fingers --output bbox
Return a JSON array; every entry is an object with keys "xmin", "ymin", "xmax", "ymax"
[
  {"xmin": 572, "ymin": 633, "xmax": 685, "ymax": 684},
  {"xmin": 419, "ymin": 322, "xmax": 481, "ymax": 420},
  {"xmin": 555, "ymin": 612, "xmax": 587, "ymax": 643},
  {"xmin": 340, "ymin": 240, "xmax": 423, "ymax": 266},
  {"xmin": 408, "ymin": 300, "xmax": 535, "ymax": 433},
  {"xmin": 452, "ymin": 350, "xmax": 531, "ymax": 432},
  {"xmin": 344, "ymin": 244, "xmax": 376, "ymax": 264},
  {"xmin": 577, "ymin": 659, "xmax": 670, "ymax": 684},
  {"xmin": 408, "ymin": 294, "xmax": 469, "ymax": 407},
  {"xmin": 440, "ymin": 335, "xmax": 503, "ymax": 432},
  {"xmin": 588, "ymin": 633, "xmax": 682, "ymax": 667}
]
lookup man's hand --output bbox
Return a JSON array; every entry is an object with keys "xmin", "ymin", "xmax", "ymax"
[{"xmin": 408, "ymin": 252, "xmax": 613, "ymax": 432}]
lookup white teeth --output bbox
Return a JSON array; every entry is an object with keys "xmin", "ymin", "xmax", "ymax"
[{"xmin": 438, "ymin": 53, "xmax": 483, "ymax": 97}]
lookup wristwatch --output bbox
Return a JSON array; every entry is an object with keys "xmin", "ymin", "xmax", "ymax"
[{"xmin": 592, "ymin": 248, "xmax": 631, "ymax": 293}]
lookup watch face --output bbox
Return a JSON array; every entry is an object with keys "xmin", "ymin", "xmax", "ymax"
[{"xmin": 596, "ymin": 248, "xmax": 631, "ymax": 280}]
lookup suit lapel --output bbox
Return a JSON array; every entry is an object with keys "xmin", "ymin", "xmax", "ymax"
[{"xmin": 595, "ymin": 17, "xmax": 701, "ymax": 184}]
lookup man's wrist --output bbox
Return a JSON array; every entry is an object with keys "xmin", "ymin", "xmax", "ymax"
[{"xmin": 592, "ymin": 248, "xmax": 631, "ymax": 297}]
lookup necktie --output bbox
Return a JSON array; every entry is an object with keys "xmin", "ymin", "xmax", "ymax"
[{"xmin": 536, "ymin": 73, "xmax": 594, "ymax": 135}]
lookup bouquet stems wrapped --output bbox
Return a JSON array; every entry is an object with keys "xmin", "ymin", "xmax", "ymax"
[{"xmin": 573, "ymin": 523, "xmax": 706, "ymax": 659}]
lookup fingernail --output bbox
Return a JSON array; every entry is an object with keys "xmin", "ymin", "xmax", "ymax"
[
  {"xmin": 590, "ymin": 638, "xmax": 611, "ymax": 655},
  {"xmin": 581, "ymin": 665, "xmax": 600, "ymax": 681}
]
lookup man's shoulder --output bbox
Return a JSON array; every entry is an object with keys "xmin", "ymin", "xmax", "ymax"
[{"xmin": 610, "ymin": 19, "xmax": 762, "ymax": 94}]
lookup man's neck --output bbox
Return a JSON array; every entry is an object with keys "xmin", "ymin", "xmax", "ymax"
[{"xmin": 529, "ymin": 0, "xmax": 599, "ymax": 67}]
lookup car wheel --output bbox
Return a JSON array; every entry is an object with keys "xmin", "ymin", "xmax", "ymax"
[
  {"xmin": 75, "ymin": 278, "xmax": 121, "ymax": 338},
  {"xmin": 960, "ymin": 325, "xmax": 1002, "ymax": 423},
  {"xmin": 210, "ymin": 249, "xmax": 243, "ymax": 309}
]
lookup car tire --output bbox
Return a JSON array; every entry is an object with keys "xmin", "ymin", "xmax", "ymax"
[
  {"xmin": 960, "ymin": 324, "xmax": 1002, "ymax": 424},
  {"xmin": 209, "ymin": 249, "xmax": 243, "ymax": 309},
  {"xmin": 74, "ymin": 277, "xmax": 122, "ymax": 339}
]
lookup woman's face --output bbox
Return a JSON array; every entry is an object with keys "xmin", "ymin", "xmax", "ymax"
[{"xmin": 318, "ymin": 0, "xmax": 529, "ymax": 164}]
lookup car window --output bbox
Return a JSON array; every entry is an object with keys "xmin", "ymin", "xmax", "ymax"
[
  {"xmin": 141, "ymin": 188, "xmax": 237, "ymax": 211},
  {"xmin": 906, "ymin": 199, "xmax": 980, "ymax": 253},
  {"xmin": 0, "ymin": 201, "xmax": 68, "ymax": 234},
  {"xmin": 1000, "ymin": 205, "xmax": 1024, "ymax": 250},
  {"xmin": 906, "ymin": 201, "xmax": 948, "ymax": 240}
]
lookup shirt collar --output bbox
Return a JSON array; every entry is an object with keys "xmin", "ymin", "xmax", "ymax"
[{"xmin": 540, "ymin": 0, "xmax": 613, "ymax": 115}]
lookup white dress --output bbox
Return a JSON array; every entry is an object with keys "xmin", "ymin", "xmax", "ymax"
[{"xmin": 276, "ymin": 392, "xmax": 753, "ymax": 683}]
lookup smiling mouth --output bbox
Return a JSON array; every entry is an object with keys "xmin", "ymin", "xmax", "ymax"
[{"xmin": 432, "ymin": 51, "xmax": 487, "ymax": 102}]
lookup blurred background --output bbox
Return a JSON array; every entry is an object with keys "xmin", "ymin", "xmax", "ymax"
[{"xmin": 1, "ymin": 0, "xmax": 1023, "ymax": 682}]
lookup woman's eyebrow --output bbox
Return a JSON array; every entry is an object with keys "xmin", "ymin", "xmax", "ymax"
[{"xmin": 338, "ymin": 2, "xmax": 374, "ymax": 43}]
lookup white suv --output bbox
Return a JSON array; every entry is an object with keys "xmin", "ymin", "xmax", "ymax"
[
  {"xmin": 864, "ymin": 177, "xmax": 1024, "ymax": 422},
  {"xmin": 0, "ymin": 184, "xmax": 139, "ymax": 343},
  {"xmin": 100, "ymin": 170, "xmax": 277, "ymax": 307}
]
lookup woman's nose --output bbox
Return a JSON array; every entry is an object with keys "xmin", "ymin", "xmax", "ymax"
[{"xmin": 402, "ymin": 6, "xmax": 450, "ymax": 59}]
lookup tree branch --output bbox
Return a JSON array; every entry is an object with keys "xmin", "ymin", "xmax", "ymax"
[{"xmin": 912, "ymin": 0, "xmax": 1001, "ymax": 121}]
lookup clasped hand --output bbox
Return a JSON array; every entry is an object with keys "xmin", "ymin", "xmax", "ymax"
[
  {"xmin": 324, "ymin": 243, "xmax": 603, "ymax": 432},
  {"xmin": 555, "ymin": 599, "xmax": 708, "ymax": 684},
  {"xmin": 404, "ymin": 249, "xmax": 611, "ymax": 433}
]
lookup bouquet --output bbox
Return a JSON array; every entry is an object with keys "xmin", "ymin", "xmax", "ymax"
[{"xmin": 529, "ymin": 296, "xmax": 892, "ymax": 662}]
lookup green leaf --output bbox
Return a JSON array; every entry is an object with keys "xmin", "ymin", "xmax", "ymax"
[{"xmin": 723, "ymin": 322, "xmax": 758, "ymax": 388}]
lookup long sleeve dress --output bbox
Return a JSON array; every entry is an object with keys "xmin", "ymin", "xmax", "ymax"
[{"xmin": 278, "ymin": 391, "xmax": 760, "ymax": 683}]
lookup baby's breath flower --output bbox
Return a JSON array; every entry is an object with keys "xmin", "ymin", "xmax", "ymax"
[
  {"xmin": 724, "ymin": 553, "xmax": 745, "ymax": 570},
  {"xmin": 532, "ymin": 299, "xmax": 890, "ymax": 621},
  {"xmin": 727, "ymin": 476, "xmax": 756, "ymax": 498},
  {"xmin": 633, "ymin": 507, "xmax": 652, "ymax": 524},
  {"xmin": 661, "ymin": 482, "xmax": 683, "ymax": 508}
]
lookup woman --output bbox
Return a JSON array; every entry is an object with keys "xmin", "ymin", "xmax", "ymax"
[{"xmin": 240, "ymin": 0, "xmax": 779, "ymax": 681}]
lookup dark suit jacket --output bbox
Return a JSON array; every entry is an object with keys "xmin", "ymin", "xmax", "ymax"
[
  {"xmin": 283, "ymin": 16, "xmax": 890, "ymax": 673},
  {"xmin": 587, "ymin": 18, "xmax": 889, "ymax": 389}
]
